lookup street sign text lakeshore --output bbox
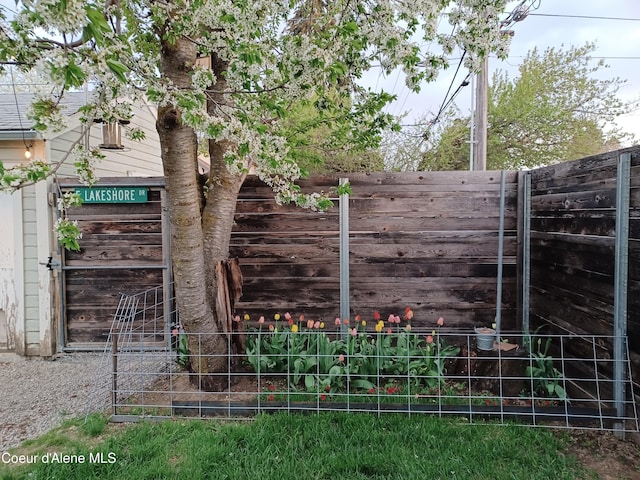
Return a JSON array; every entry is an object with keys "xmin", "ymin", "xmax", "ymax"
[{"xmin": 75, "ymin": 187, "xmax": 148, "ymax": 204}]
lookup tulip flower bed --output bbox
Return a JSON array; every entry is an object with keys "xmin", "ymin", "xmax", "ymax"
[
  {"xmin": 113, "ymin": 307, "xmax": 635, "ymax": 431},
  {"xmin": 244, "ymin": 309, "xmax": 465, "ymax": 405}
]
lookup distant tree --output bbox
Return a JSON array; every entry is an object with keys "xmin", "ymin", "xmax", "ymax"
[
  {"xmin": 418, "ymin": 115, "xmax": 471, "ymax": 171},
  {"xmin": 281, "ymin": 93, "xmax": 387, "ymax": 174},
  {"xmin": 412, "ymin": 43, "xmax": 636, "ymax": 171},
  {"xmin": 382, "ymin": 110, "xmax": 469, "ymax": 172},
  {"xmin": 487, "ymin": 43, "xmax": 634, "ymax": 169}
]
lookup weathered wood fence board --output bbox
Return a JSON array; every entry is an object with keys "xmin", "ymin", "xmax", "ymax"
[
  {"xmin": 528, "ymin": 146, "xmax": 640, "ymax": 397},
  {"xmin": 232, "ymin": 171, "xmax": 518, "ymax": 331},
  {"xmin": 232, "ymin": 149, "xmax": 640, "ymax": 405},
  {"xmin": 60, "ymin": 180, "xmax": 169, "ymax": 344}
]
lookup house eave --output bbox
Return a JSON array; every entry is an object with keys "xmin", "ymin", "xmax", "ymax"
[{"xmin": 0, "ymin": 130, "xmax": 42, "ymax": 141}]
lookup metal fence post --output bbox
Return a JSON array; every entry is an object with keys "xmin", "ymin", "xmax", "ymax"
[
  {"xmin": 112, "ymin": 334, "xmax": 118, "ymax": 416},
  {"xmin": 614, "ymin": 153, "xmax": 631, "ymax": 437},
  {"xmin": 339, "ymin": 178, "xmax": 350, "ymax": 336},
  {"xmin": 522, "ymin": 172, "xmax": 532, "ymax": 337},
  {"xmin": 495, "ymin": 170, "xmax": 506, "ymax": 335}
]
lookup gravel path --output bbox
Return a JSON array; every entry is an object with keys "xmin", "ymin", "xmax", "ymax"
[{"xmin": 0, "ymin": 353, "xmax": 110, "ymax": 451}]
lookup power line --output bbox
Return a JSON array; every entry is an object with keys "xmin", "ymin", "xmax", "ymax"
[
  {"xmin": 529, "ymin": 13, "xmax": 640, "ymax": 22},
  {"xmin": 430, "ymin": 51, "xmax": 467, "ymax": 125}
]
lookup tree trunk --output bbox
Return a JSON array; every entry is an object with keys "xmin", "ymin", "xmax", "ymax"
[
  {"xmin": 203, "ymin": 53, "xmax": 246, "ymax": 354},
  {"xmin": 157, "ymin": 34, "xmax": 228, "ymax": 391}
]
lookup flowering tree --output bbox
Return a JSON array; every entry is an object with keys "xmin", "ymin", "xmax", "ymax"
[{"xmin": 0, "ymin": 0, "xmax": 509, "ymax": 390}]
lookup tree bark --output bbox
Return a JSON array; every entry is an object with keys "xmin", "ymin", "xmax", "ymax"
[
  {"xmin": 157, "ymin": 34, "xmax": 228, "ymax": 391},
  {"xmin": 203, "ymin": 53, "xmax": 246, "ymax": 352}
]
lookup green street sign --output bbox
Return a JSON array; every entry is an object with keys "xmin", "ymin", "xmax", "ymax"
[{"xmin": 75, "ymin": 187, "xmax": 148, "ymax": 204}]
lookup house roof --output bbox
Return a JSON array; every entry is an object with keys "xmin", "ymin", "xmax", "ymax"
[{"xmin": 0, "ymin": 91, "xmax": 89, "ymax": 140}]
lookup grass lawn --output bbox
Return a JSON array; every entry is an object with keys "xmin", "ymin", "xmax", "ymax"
[{"xmin": 0, "ymin": 413, "xmax": 594, "ymax": 479}]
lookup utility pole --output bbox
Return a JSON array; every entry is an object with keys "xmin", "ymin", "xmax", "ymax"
[
  {"xmin": 469, "ymin": 74, "xmax": 475, "ymax": 171},
  {"xmin": 472, "ymin": 0, "xmax": 530, "ymax": 171},
  {"xmin": 473, "ymin": 55, "xmax": 488, "ymax": 171}
]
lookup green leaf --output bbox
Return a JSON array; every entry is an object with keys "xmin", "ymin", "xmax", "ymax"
[
  {"xmin": 83, "ymin": 5, "xmax": 110, "ymax": 44},
  {"xmin": 304, "ymin": 374, "xmax": 315, "ymax": 391},
  {"xmin": 106, "ymin": 58, "xmax": 128, "ymax": 83},
  {"xmin": 342, "ymin": 21, "xmax": 358, "ymax": 35},
  {"xmin": 64, "ymin": 63, "xmax": 86, "ymax": 88},
  {"xmin": 351, "ymin": 379, "xmax": 376, "ymax": 391},
  {"xmin": 554, "ymin": 385, "xmax": 567, "ymax": 401},
  {"xmin": 220, "ymin": 13, "xmax": 236, "ymax": 23},
  {"xmin": 238, "ymin": 142, "xmax": 250, "ymax": 157},
  {"xmin": 336, "ymin": 182, "xmax": 351, "ymax": 196}
]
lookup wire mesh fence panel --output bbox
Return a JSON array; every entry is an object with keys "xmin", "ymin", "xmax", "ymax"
[
  {"xmin": 85, "ymin": 285, "xmax": 172, "ymax": 417},
  {"xmin": 103, "ymin": 315, "xmax": 639, "ymax": 434}
]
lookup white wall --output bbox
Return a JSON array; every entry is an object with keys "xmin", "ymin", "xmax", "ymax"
[
  {"xmin": 0, "ymin": 141, "xmax": 27, "ymax": 354},
  {"xmin": 50, "ymin": 101, "xmax": 163, "ymax": 179},
  {"xmin": 0, "ymin": 191, "xmax": 21, "ymax": 353}
]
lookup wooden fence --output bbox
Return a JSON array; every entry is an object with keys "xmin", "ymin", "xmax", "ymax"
[
  {"xmin": 231, "ymin": 147, "xmax": 640, "ymax": 404},
  {"xmin": 231, "ymin": 171, "xmax": 519, "ymax": 332},
  {"xmin": 60, "ymin": 178, "xmax": 169, "ymax": 345},
  {"xmin": 527, "ymin": 146, "xmax": 640, "ymax": 396}
]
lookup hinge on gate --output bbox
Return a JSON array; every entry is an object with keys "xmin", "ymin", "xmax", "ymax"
[{"xmin": 40, "ymin": 256, "xmax": 61, "ymax": 271}]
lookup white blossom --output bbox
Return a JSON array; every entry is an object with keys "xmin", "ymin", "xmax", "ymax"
[{"xmin": 2, "ymin": 0, "xmax": 510, "ymax": 208}]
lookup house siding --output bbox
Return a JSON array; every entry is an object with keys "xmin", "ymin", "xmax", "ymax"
[
  {"xmin": 21, "ymin": 185, "xmax": 42, "ymax": 355},
  {"xmin": 0, "ymin": 190, "xmax": 21, "ymax": 353},
  {"xmin": 51, "ymin": 102, "xmax": 163, "ymax": 179}
]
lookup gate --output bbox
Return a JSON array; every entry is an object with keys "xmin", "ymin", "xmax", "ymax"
[{"xmin": 57, "ymin": 178, "xmax": 170, "ymax": 348}]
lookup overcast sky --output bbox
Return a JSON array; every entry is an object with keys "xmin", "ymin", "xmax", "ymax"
[
  {"xmin": 2, "ymin": 1, "xmax": 638, "ymax": 140},
  {"xmin": 373, "ymin": 0, "xmax": 640, "ymax": 141},
  {"xmin": 370, "ymin": 0, "xmax": 640, "ymax": 139}
]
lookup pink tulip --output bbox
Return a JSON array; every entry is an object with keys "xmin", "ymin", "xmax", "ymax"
[
  {"xmin": 437, "ymin": 317, "xmax": 444, "ymax": 327},
  {"xmin": 335, "ymin": 317, "xmax": 342, "ymax": 326},
  {"xmin": 426, "ymin": 335, "xmax": 434, "ymax": 344},
  {"xmin": 258, "ymin": 316, "xmax": 265, "ymax": 324}
]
